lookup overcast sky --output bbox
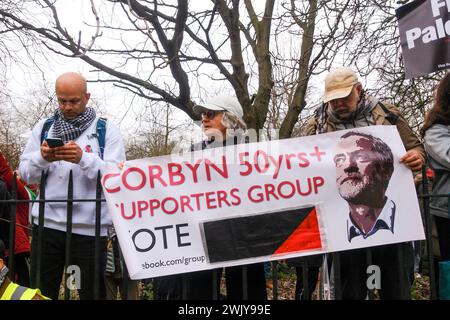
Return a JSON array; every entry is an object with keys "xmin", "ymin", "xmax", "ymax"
[
  {"xmin": 3, "ymin": 0, "xmax": 405, "ymax": 144},
  {"xmin": 5, "ymin": 0, "xmax": 205, "ymax": 143}
]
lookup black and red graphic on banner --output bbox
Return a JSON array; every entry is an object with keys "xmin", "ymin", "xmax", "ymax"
[{"xmin": 201, "ymin": 206, "xmax": 322, "ymax": 263}]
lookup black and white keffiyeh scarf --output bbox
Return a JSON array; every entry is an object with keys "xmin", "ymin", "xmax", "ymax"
[
  {"xmin": 52, "ymin": 107, "xmax": 96, "ymax": 143},
  {"xmin": 326, "ymin": 91, "xmax": 378, "ymax": 127},
  {"xmin": 314, "ymin": 91, "xmax": 379, "ymax": 133}
]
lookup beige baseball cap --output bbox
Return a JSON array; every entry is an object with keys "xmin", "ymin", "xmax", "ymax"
[{"xmin": 323, "ymin": 67, "xmax": 359, "ymax": 103}]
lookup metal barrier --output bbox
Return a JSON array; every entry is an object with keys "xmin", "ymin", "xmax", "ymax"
[
  {"xmin": 0, "ymin": 167, "xmax": 445, "ymax": 300},
  {"xmin": 0, "ymin": 170, "xmax": 109, "ymax": 300}
]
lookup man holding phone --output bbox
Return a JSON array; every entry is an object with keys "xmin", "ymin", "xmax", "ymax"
[{"xmin": 19, "ymin": 72, "xmax": 126, "ymax": 300}]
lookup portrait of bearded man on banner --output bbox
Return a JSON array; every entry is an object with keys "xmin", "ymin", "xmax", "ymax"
[{"xmin": 333, "ymin": 131, "xmax": 396, "ymax": 242}]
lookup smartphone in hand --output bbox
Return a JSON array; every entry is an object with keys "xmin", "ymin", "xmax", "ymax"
[{"xmin": 45, "ymin": 138, "xmax": 64, "ymax": 148}]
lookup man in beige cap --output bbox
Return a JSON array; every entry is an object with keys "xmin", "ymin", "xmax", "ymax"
[
  {"xmin": 305, "ymin": 66, "xmax": 424, "ymax": 168},
  {"xmin": 302, "ymin": 66, "xmax": 425, "ymax": 300}
]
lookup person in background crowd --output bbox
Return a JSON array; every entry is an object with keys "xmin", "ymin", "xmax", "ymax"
[
  {"xmin": 0, "ymin": 239, "xmax": 49, "ymax": 300},
  {"xmin": 421, "ymin": 72, "xmax": 450, "ymax": 299},
  {"xmin": 0, "ymin": 152, "xmax": 33, "ymax": 287},
  {"xmin": 19, "ymin": 72, "xmax": 126, "ymax": 300},
  {"xmin": 304, "ymin": 66, "xmax": 425, "ymax": 299}
]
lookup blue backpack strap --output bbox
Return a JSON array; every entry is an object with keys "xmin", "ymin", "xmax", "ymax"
[
  {"xmin": 96, "ymin": 117, "xmax": 107, "ymax": 160},
  {"xmin": 40, "ymin": 117, "xmax": 55, "ymax": 144}
]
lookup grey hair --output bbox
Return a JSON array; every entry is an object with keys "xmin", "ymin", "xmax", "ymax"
[{"xmin": 221, "ymin": 111, "xmax": 247, "ymax": 134}]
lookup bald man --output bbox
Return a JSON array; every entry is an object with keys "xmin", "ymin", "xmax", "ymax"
[{"xmin": 19, "ymin": 72, "xmax": 126, "ymax": 300}]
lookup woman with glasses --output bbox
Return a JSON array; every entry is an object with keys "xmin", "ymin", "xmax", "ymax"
[
  {"xmin": 193, "ymin": 95, "xmax": 266, "ymax": 300},
  {"xmin": 190, "ymin": 95, "xmax": 247, "ymax": 151},
  {"xmin": 153, "ymin": 95, "xmax": 267, "ymax": 300}
]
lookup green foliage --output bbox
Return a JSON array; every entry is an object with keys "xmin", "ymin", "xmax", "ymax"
[{"xmin": 139, "ymin": 281, "xmax": 154, "ymax": 300}]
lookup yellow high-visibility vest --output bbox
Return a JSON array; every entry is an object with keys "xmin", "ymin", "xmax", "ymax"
[{"xmin": 0, "ymin": 282, "xmax": 50, "ymax": 300}]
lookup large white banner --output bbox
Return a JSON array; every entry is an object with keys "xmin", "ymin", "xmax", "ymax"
[{"xmin": 102, "ymin": 126, "xmax": 425, "ymax": 279}]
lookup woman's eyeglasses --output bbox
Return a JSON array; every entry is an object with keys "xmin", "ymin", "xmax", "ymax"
[{"xmin": 201, "ymin": 110, "xmax": 221, "ymax": 119}]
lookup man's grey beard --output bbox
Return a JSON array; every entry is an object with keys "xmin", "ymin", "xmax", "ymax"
[{"xmin": 338, "ymin": 177, "xmax": 371, "ymax": 203}]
